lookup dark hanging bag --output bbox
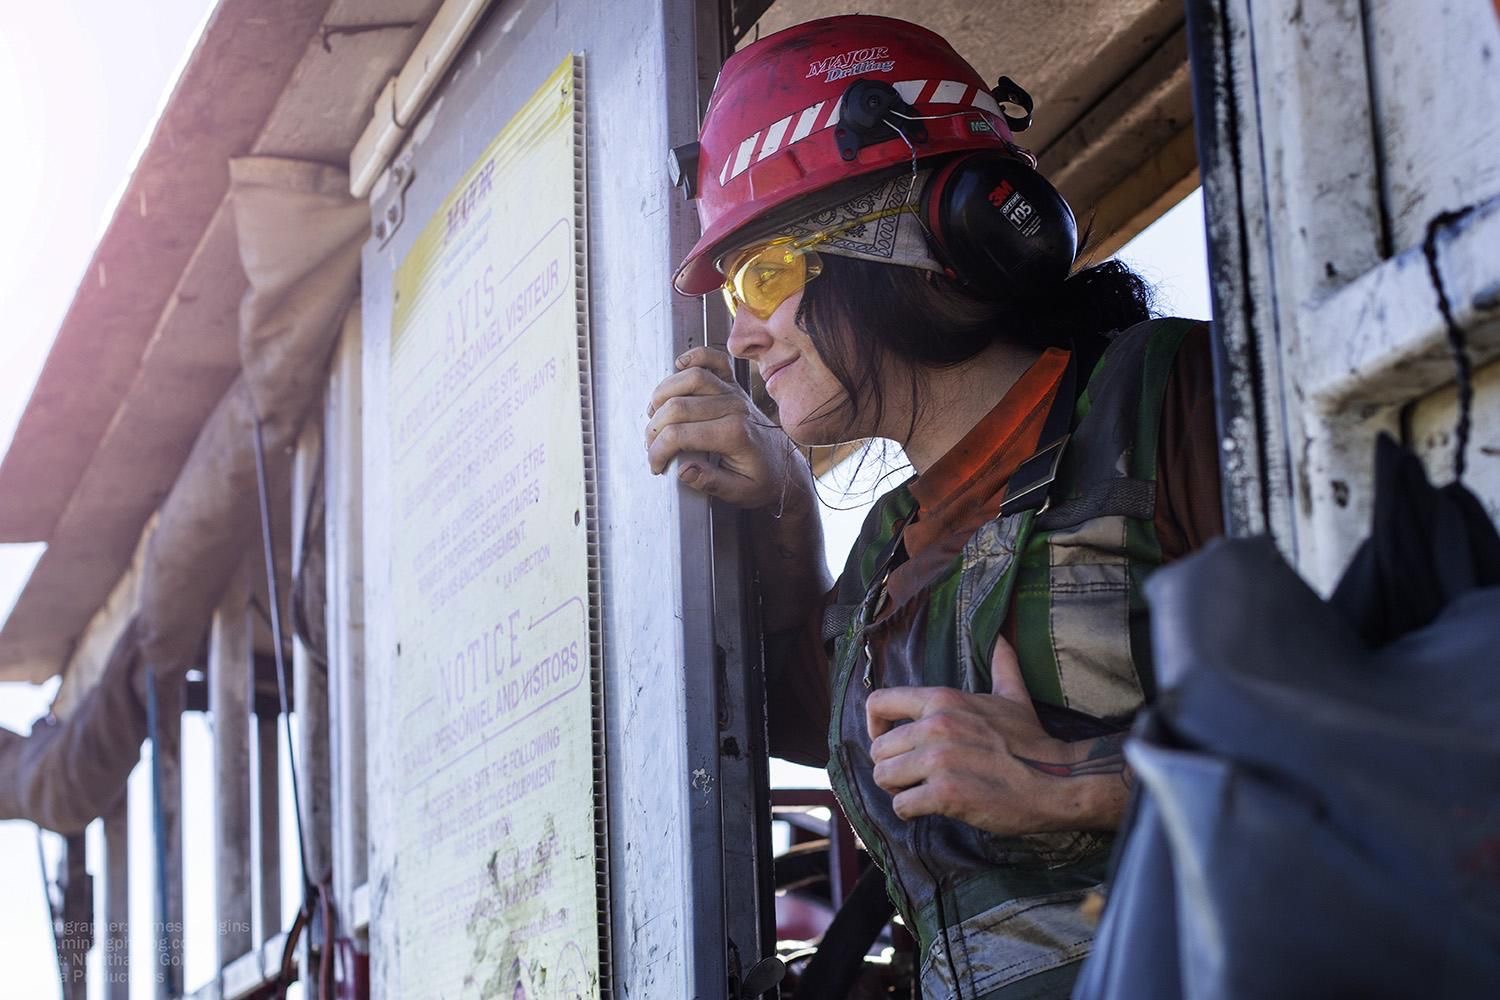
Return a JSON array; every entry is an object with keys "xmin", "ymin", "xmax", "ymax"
[{"xmin": 1076, "ymin": 434, "xmax": 1500, "ymax": 999}]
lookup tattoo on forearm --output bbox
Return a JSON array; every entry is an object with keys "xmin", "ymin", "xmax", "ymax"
[{"xmin": 1014, "ymin": 733, "xmax": 1134, "ymax": 790}]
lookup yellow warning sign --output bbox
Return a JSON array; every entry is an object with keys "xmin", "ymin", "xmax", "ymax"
[{"xmin": 388, "ymin": 55, "xmax": 599, "ymax": 998}]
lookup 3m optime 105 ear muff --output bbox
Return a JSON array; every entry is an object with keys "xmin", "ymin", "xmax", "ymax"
[{"xmin": 921, "ymin": 151, "xmax": 1078, "ymax": 300}]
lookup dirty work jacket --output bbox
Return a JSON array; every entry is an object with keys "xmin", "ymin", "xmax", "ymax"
[{"xmin": 816, "ymin": 319, "xmax": 1215, "ymax": 1000}]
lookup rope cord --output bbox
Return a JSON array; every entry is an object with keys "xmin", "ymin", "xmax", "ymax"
[
  {"xmin": 1421, "ymin": 206, "xmax": 1479, "ymax": 482},
  {"xmin": 252, "ymin": 417, "xmax": 337, "ymax": 995}
]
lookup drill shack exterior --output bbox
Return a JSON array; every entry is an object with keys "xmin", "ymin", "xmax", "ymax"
[{"xmin": 0, "ymin": 0, "xmax": 1495, "ymax": 997}]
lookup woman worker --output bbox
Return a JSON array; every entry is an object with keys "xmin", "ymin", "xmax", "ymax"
[{"xmin": 645, "ymin": 15, "xmax": 1221, "ymax": 998}]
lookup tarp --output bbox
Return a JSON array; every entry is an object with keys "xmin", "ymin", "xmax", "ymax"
[
  {"xmin": 1077, "ymin": 436, "xmax": 1500, "ymax": 998},
  {"xmin": 0, "ymin": 158, "xmax": 365, "ymax": 833}
]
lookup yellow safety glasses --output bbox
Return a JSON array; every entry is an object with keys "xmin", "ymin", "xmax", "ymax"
[
  {"xmin": 719, "ymin": 240, "xmax": 824, "ymax": 319},
  {"xmin": 716, "ymin": 201, "xmax": 917, "ymax": 319}
]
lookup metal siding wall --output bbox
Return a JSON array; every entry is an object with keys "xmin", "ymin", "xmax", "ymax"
[
  {"xmin": 1193, "ymin": 0, "xmax": 1500, "ymax": 586},
  {"xmin": 1410, "ymin": 357, "xmax": 1500, "ymax": 522},
  {"xmin": 359, "ymin": 1, "xmax": 730, "ymax": 995},
  {"xmin": 1364, "ymin": 0, "xmax": 1500, "ymax": 254}
]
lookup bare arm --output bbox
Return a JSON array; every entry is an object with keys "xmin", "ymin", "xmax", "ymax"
[
  {"xmin": 645, "ymin": 347, "xmax": 835, "ymax": 763},
  {"xmin": 745, "ymin": 459, "xmax": 832, "ymax": 632},
  {"xmin": 753, "ymin": 477, "xmax": 835, "ymax": 767},
  {"xmin": 645, "ymin": 345, "xmax": 832, "ymax": 617}
]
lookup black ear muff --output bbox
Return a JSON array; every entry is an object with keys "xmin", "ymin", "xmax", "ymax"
[{"xmin": 921, "ymin": 152, "xmax": 1078, "ymax": 300}]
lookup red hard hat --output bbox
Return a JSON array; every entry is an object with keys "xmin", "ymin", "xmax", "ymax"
[{"xmin": 673, "ymin": 15, "xmax": 1020, "ymax": 295}]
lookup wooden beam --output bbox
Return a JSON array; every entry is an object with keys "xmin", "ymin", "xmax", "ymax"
[
  {"xmin": 1040, "ymin": 24, "xmax": 1196, "ymax": 256},
  {"xmin": 1086, "ymin": 126, "xmax": 1200, "ymax": 260}
]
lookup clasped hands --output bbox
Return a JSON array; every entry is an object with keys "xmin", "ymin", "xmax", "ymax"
[{"xmin": 866, "ymin": 635, "xmax": 1130, "ymax": 836}]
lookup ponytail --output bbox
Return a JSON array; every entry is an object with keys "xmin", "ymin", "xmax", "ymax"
[{"xmin": 796, "ymin": 254, "xmax": 1156, "ymax": 438}]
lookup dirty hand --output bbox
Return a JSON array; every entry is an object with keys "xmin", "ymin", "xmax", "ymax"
[
  {"xmin": 645, "ymin": 346, "xmax": 802, "ymax": 510},
  {"xmin": 865, "ymin": 636, "xmax": 1129, "ymax": 835}
]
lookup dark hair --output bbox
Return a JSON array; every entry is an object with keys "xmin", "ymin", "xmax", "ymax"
[{"xmin": 794, "ymin": 255, "xmax": 1155, "ymax": 443}]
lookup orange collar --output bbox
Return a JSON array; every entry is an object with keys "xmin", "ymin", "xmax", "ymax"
[{"xmin": 903, "ymin": 348, "xmax": 1070, "ymax": 557}]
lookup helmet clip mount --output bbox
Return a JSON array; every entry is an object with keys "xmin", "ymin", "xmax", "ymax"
[
  {"xmin": 834, "ymin": 80, "xmax": 928, "ymax": 162},
  {"xmin": 991, "ymin": 77, "xmax": 1034, "ymax": 133},
  {"xmin": 668, "ymin": 141, "xmax": 702, "ymax": 200}
]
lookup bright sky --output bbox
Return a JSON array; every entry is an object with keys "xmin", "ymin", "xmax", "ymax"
[
  {"xmin": 0, "ymin": 4, "xmax": 219, "ymax": 998},
  {"xmin": 0, "ymin": 2, "xmax": 1215, "ymax": 993}
]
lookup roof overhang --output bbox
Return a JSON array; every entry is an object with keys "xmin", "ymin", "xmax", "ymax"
[
  {"xmin": 0, "ymin": 0, "xmax": 442, "ymax": 681},
  {"xmin": 0, "ymin": 0, "xmax": 1197, "ymax": 683}
]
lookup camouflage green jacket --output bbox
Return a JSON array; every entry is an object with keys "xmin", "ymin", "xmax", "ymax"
[{"xmin": 823, "ymin": 319, "xmax": 1201, "ymax": 999}]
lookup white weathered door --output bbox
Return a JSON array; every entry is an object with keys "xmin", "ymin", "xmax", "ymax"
[{"xmin": 1191, "ymin": 0, "xmax": 1500, "ymax": 584}]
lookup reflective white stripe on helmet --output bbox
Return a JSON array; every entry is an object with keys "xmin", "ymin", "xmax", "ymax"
[
  {"xmin": 789, "ymin": 102, "xmax": 826, "ymax": 145},
  {"xmin": 893, "ymin": 79, "xmax": 926, "ymax": 104},
  {"xmin": 973, "ymin": 89, "xmax": 1003, "ymax": 117},
  {"xmin": 930, "ymin": 79, "xmax": 969, "ymax": 105},
  {"xmin": 718, "ymin": 81, "xmax": 997, "ymax": 186},
  {"xmin": 731, "ymin": 133, "xmax": 760, "ymax": 178},
  {"xmin": 759, "ymin": 114, "xmax": 793, "ymax": 160}
]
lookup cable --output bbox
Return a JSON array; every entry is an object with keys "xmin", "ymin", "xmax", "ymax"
[
  {"xmin": 1421, "ymin": 206, "xmax": 1479, "ymax": 482},
  {"xmin": 252, "ymin": 416, "xmax": 338, "ymax": 996},
  {"xmin": 252, "ymin": 419, "xmax": 309, "ymax": 877}
]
